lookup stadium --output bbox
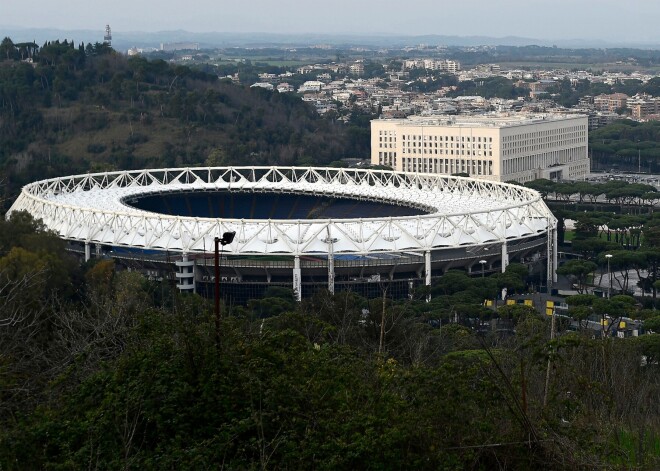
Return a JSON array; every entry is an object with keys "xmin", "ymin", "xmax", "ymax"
[{"xmin": 8, "ymin": 166, "xmax": 557, "ymax": 302}]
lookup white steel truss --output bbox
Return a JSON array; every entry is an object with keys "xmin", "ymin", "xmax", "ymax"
[{"xmin": 9, "ymin": 167, "xmax": 557, "ymax": 256}]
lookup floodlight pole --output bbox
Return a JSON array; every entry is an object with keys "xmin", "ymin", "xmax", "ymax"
[
  {"xmin": 213, "ymin": 231, "xmax": 236, "ymax": 347},
  {"xmin": 214, "ymin": 237, "xmax": 221, "ymax": 344},
  {"xmin": 605, "ymin": 253, "xmax": 613, "ymax": 299}
]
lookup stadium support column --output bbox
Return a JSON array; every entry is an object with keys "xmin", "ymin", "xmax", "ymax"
[
  {"xmin": 501, "ymin": 241, "xmax": 509, "ymax": 273},
  {"xmin": 547, "ymin": 219, "xmax": 558, "ymax": 293},
  {"xmin": 328, "ymin": 250, "xmax": 335, "ymax": 295},
  {"xmin": 546, "ymin": 219, "xmax": 558, "ymax": 291},
  {"xmin": 176, "ymin": 253, "xmax": 196, "ymax": 293},
  {"xmin": 553, "ymin": 227, "xmax": 558, "ymax": 284},
  {"xmin": 327, "ymin": 228, "xmax": 335, "ymax": 295},
  {"xmin": 84, "ymin": 242, "xmax": 91, "ymax": 262},
  {"xmin": 425, "ymin": 250, "xmax": 432, "ymax": 302},
  {"xmin": 499, "ymin": 214, "xmax": 509, "ymax": 274},
  {"xmin": 293, "ymin": 255, "xmax": 302, "ymax": 302}
]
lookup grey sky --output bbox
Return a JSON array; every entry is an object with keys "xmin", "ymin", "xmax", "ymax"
[{"xmin": 3, "ymin": 0, "xmax": 659, "ymax": 43}]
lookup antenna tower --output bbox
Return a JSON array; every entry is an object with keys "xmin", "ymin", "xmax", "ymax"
[{"xmin": 104, "ymin": 25, "xmax": 112, "ymax": 45}]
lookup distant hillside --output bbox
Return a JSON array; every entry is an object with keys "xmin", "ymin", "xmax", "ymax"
[
  {"xmin": 5, "ymin": 26, "xmax": 658, "ymax": 50},
  {"xmin": 0, "ymin": 38, "xmax": 369, "ymax": 205}
]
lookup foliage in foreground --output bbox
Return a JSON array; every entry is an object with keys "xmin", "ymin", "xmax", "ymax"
[{"xmin": 0, "ymin": 214, "xmax": 659, "ymax": 469}]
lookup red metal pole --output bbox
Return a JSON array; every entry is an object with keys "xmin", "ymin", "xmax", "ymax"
[{"xmin": 214, "ymin": 237, "xmax": 220, "ymax": 344}]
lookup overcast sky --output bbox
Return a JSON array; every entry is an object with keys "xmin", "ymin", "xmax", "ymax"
[{"xmin": 3, "ymin": 0, "xmax": 659, "ymax": 43}]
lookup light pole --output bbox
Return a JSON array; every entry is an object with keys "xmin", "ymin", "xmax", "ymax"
[
  {"xmin": 214, "ymin": 231, "xmax": 236, "ymax": 345},
  {"xmin": 479, "ymin": 259, "xmax": 487, "ymax": 278},
  {"xmin": 605, "ymin": 253, "xmax": 613, "ymax": 299}
]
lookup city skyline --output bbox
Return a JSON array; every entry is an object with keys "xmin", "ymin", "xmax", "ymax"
[{"xmin": 3, "ymin": 0, "xmax": 660, "ymax": 45}]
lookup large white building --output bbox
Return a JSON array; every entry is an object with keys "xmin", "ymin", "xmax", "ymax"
[{"xmin": 371, "ymin": 114, "xmax": 590, "ymax": 182}]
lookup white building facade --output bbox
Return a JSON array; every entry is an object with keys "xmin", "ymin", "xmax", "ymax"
[{"xmin": 371, "ymin": 114, "xmax": 589, "ymax": 183}]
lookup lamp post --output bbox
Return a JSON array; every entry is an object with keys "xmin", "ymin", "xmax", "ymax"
[
  {"xmin": 479, "ymin": 259, "xmax": 487, "ymax": 278},
  {"xmin": 214, "ymin": 231, "xmax": 236, "ymax": 345},
  {"xmin": 605, "ymin": 253, "xmax": 613, "ymax": 299}
]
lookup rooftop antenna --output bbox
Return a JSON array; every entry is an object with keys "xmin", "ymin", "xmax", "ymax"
[{"xmin": 104, "ymin": 25, "xmax": 112, "ymax": 46}]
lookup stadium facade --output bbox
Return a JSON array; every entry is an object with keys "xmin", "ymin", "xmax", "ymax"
[
  {"xmin": 8, "ymin": 167, "xmax": 558, "ymax": 302},
  {"xmin": 371, "ymin": 113, "xmax": 589, "ymax": 183}
]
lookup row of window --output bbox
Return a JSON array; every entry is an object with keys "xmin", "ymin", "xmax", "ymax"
[
  {"xmin": 501, "ymin": 125, "xmax": 587, "ymax": 143},
  {"xmin": 402, "ymin": 157, "xmax": 494, "ymax": 176},
  {"xmin": 402, "ymin": 135, "xmax": 493, "ymax": 143},
  {"xmin": 404, "ymin": 142, "xmax": 493, "ymax": 149},
  {"xmin": 503, "ymin": 128, "xmax": 586, "ymax": 148},
  {"xmin": 403, "ymin": 148, "xmax": 493, "ymax": 157},
  {"xmin": 502, "ymin": 132, "xmax": 586, "ymax": 149},
  {"xmin": 378, "ymin": 151, "xmax": 397, "ymax": 167},
  {"xmin": 503, "ymin": 146, "xmax": 587, "ymax": 175},
  {"xmin": 502, "ymin": 138, "xmax": 585, "ymax": 156}
]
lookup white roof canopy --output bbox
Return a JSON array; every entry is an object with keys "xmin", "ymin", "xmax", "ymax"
[{"xmin": 9, "ymin": 167, "xmax": 556, "ymax": 256}]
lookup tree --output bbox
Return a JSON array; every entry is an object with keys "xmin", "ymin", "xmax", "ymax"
[
  {"xmin": 85, "ymin": 259, "xmax": 115, "ymax": 295},
  {"xmin": 245, "ymin": 287, "xmax": 297, "ymax": 318},
  {"xmin": 493, "ymin": 264, "xmax": 528, "ymax": 295},
  {"xmin": 565, "ymin": 293, "xmax": 599, "ymax": 329},
  {"xmin": 644, "ymin": 316, "xmax": 660, "ymax": 333},
  {"xmin": 572, "ymin": 237, "xmax": 618, "ymax": 260},
  {"xmin": 600, "ymin": 250, "xmax": 646, "ymax": 293},
  {"xmin": 431, "ymin": 270, "xmax": 475, "ymax": 296},
  {"xmin": 0, "ymin": 37, "xmax": 17, "ymax": 60},
  {"xmin": 638, "ymin": 334, "xmax": 660, "ymax": 366},
  {"xmin": 525, "ymin": 179, "xmax": 556, "ymax": 198},
  {"xmin": 557, "ymin": 260, "xmax": 598, "ymax": 293},
  {"xmin": 583, "ymin": 184, "xmax": 605, "ymax": 203},
  {"xmin": 554, "ymin": 182, "xmax": 576, "ymax": 201},
  {"xmin": 205, "ymin": 147, "xmax": 229, "ymax": 166},
  {"xmin": 497, "ymin": 304, "xmax": 538, "ymax": 324},
  {"xmin": 572, "ymin": 214, "xmax": 601, "ymax": 240}
]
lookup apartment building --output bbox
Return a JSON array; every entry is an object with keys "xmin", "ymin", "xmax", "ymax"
[
  {"xmin": 349, "ymin": 62, "xmax": 365, "ymax": 76},
  {"xmin": 593, "ymin": 93, "xmax": 628, "ymax": 113},
  {"xmin": 587, "ymin": 111, "xmax": 620, "ymax": 129},
  {"xmin": 423, "ymin": 59, "xmax": 461, "ymax": 73},
  {"xmin": 404, "ymin": 59, "xmax": 461, "ymax": 73},
  {"xmin": 371, "ymin": 114, "xmax": 590, "ymax": 183},
  {"xmin": 627, "ymin": 94, "xmax": 660, "ymax": 120},
  {"xmin": 298, "ymin": 81, "xmax": 324, "ymax": 93}
]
